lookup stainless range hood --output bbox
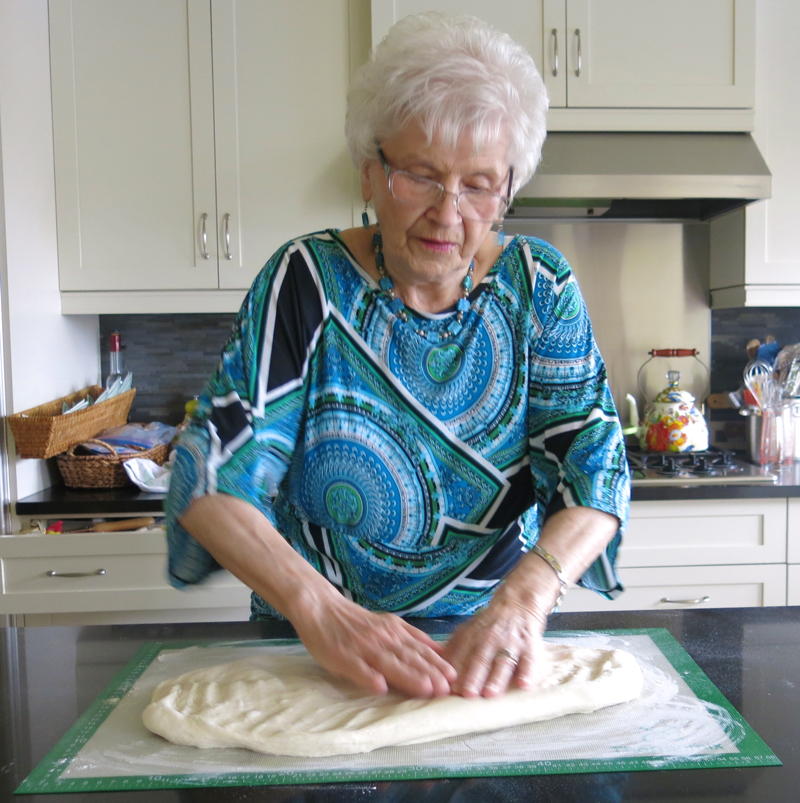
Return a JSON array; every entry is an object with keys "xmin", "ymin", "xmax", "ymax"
[{"xmin": 511, "ymin": 132, "xmax": 771, "ymax": 221}]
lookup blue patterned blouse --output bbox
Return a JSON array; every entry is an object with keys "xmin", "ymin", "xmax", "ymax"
[{"xmin": 165, "ymin": 231, "xmax": 630, "ymax": 619}]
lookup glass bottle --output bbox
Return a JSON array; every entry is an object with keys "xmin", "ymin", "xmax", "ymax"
[{"xmin": 106, "ymin": 331, "xmax": 124, "ymax": 389}]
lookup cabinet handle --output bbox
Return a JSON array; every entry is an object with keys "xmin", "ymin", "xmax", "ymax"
[
  {"xmin": 223, "ymin": 213, "xmax": 233, "ymax": 260},
  {"xmin": 200, "ymin": 213, "xmax": 210, "ymax": 260},
  {"xmin": 46, "ymin": 569, "xmax": 106, "ymax": 578},
  {"xmin": 574, "ymin": 29, "xmax": 582, "ymax": 77},
  {"xmin": 551, "ymin": 28, "xmax": 559, "ymax": 77},
  {"xmin": 660, "ymin": 596, "xmax": 710, "ymax": 605}
]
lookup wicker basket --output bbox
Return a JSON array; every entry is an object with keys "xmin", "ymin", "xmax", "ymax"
[
  {"xmin": 8, "ymin": 386, "xmax": 135, "ymax": 459},
  {"xmin": 56, "ymin": 438, "xmax": 169, "ymax": 489}
]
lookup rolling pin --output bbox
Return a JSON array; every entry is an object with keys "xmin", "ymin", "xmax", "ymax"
[{"xmin": 71, "ymin": 517, "xmax": 156, "ymax": 533}]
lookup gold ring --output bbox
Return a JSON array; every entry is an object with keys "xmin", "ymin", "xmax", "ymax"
[{"xmin": 495, "ymin": 647, "xmax": 520, "ymax": 665}]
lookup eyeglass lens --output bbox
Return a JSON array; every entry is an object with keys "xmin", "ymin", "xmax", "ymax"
[{"xmin": 390, "ymin": 171, "xmax": 506, "ymax": 222}]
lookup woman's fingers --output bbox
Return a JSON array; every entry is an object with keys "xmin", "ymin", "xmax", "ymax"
[
  {"xmin": 295, "ymin": 602, "xmax": 455, "ymax": 698},
  {"xmin": 368, "ymin": 640, "xmax": 452, "ymax": 698},
  {"xmin": 443, "ymin": 603, "xmax": 547, "ymax": 698},
  {"xmin": 482, "ymin": 648, "xmax": 522, "ymax": 697},
  {"xmin": 400, "ymin": 621, "xmax": 459, "ymax": 682}
]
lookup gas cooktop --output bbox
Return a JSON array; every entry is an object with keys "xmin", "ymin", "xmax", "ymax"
[{"xmin": 627, "ymin": 450, "xmax": 778, "ymax": 486}]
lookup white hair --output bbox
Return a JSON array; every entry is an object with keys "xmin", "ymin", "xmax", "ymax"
[{"xmin": 345, "ymin": 13, "xmax": 549, "ymax": 195}]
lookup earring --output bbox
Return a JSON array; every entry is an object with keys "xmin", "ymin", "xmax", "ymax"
[
  {"xmin": 361, "ymin": 203, "xmax": 370, "ymax": 229},
  {"xmin": 496, "ymin": 218, "xmax": 506, "ymax": 247}
]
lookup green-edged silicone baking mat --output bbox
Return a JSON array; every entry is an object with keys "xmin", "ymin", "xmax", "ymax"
[{"xmin": 15, "ymin": 628, "xmax": 780, "ymax": 794}]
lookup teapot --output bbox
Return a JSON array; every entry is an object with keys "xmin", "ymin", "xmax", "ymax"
[{"xmin": 625, "ymin": 370, "xmax": 709, "ymax": 452}]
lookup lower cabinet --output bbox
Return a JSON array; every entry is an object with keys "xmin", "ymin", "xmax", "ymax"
[
  {"xmin": 2, "ymin": 496, "xmax": 797, "ymax": 623},
  {"xmin": 0, "ymin": 529, "xmax": 251, "ymax": 625},
  {"xmin": 789, "ymin": 566, "xmax": 800, "ymax": 606},
  {"xmin": 562, "ymin": 498, "xmax": 790, "ymax": 613},
  {"xmin": 561, "ymin": 565, "xmax": 787, "ymax": 612}
]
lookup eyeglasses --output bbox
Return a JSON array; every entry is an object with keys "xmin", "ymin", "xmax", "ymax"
[{"xmin": 377, "ymin": 146, "xmax": 513, "ymax": 223}]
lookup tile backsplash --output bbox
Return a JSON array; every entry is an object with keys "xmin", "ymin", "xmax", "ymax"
[
  {"xmin": 100, "ymin": 314, "xmax": 236, "ymax": 425},
  {"xmin": 711, "ymin": 307, "xmax": 800, "ymax": 395},
  {"xmin": 709, "ymin": 307, "xmax": 800, "ymax": 449},
  {"xmin": 101, "ymin": 305, "xmax": 800, "ymax": 432}
]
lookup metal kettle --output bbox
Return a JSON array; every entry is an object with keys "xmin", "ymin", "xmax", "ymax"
[
  {"xmin": 637, "ymin": 371, "xmax": 709, "ymax": 452},
  {"xmin": 623, "ymin": 349, "xmax": 710, "ymax": 453}
]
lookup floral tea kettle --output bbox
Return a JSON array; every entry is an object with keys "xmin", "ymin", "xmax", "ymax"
[{"xmin": 623, "ymin": 350, "xmax": 710, "ymax": 452}]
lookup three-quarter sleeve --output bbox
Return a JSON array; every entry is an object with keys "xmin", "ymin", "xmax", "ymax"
[
  {"xmin": 164, "ymin": 241, "xmax": 326, "ymax": 588},
  {"xmin": 525, "ymin": 239, "xmax": 630, "ymax": 598}
]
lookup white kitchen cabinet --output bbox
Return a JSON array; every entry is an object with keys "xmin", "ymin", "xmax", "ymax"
[
  {"xmin": 52, "ymin": 0, "xmax": 354, "ymax": 301},
  {"xmin": 620, "ymin": 498, "xmax": 787, "ymax": 567},
  {"xmin": 789, "ymin": 566, "xmax": 800, "ymax": 606},
  {"xmin": 788, "ymin": 499, "xmax": 800, "ymax": 564},
  {"xmin": 710, "ymin": 0, "xmax": 800, "ymax": 309},
  {"xmin": 560, "ymin": 564, "xmax": 788, "ymax": 612},
  {"xmin": 0, "ymin": 529, "xmax": 251, "ymax": 619},
  {"xmin": 560, "ymin": 0, "xmax": 754, "ymax": 111},
  {"xmin": 371, "ymin": 0, "xmax": 545, "ymax": 86},
  {"xmin": 5, "ymin": 497, "xmax": 796, "ymax": 622},
  {"xmin": 563, "ymin": 498, "xmax": 789, "ymax": 612},
  {"xmin": 372, "ymin": 0, "xmax": 755, "ymax": 131},
  {"xmin": 787, "ymin": 498, "xmax": 800, "ymax": 605},
  {"xmin": 211, "ymin": 0, "xmax": 353, "ymax": 291},
  {"xmin": 50, "ymin": 0, "xmax": 219, "ymax": 293}
]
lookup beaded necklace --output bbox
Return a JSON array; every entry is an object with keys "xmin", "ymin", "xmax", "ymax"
[{"xmin": 372, "ymin": 230, "xmax": 473, "ymax": 342}]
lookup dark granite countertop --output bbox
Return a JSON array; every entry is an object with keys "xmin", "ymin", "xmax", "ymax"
[
  {"xmin": 1, "ymin": 607, "xmax": 797, "ymax": 801},
  {"xmin": 16, "ymin": 461, "xmax": 800, "ymax": 517},
  {"xmin": 15, "ymin": 485, "xmax": 167, "ymax": 517},
  {"xmin": 631, "ymin": 461, "xmax": 800, "ymax": 501}
]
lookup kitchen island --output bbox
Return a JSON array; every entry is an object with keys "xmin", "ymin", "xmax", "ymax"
[{"xmin": 1, "ymin": 607, "xmax": 797, "ymax": 802}]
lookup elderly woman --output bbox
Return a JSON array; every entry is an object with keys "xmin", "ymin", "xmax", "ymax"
[{"xmin": 166, "ymin": 13, "xmax": 629, "ymax": 701}]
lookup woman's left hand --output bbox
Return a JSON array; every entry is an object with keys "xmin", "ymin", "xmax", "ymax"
[
  {"xmin": 443, "ymin": 507, "xmax": 620, "ymax": 697},
  {"xmin": 441, "ymin": 559, "xmax": 555, "ymax": 697}
]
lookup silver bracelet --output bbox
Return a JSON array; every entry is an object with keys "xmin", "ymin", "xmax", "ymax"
[{"xmin": 531, "ymin": 543, "xmax": 569, "ymax": 614}]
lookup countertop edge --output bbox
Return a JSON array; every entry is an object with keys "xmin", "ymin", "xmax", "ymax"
[{"xmin": 14, "ymin": 477, "xmax": 800, "ymax": 516}]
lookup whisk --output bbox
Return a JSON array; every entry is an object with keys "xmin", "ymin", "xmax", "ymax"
[{"xmin": 744, "ymin": 360, "xmax": 778, "ymax": 409}]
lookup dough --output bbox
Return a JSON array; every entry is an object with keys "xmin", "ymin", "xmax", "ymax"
[{"xmin": 142, "ymin": 643, "xmax": 643, "ymax": 757}]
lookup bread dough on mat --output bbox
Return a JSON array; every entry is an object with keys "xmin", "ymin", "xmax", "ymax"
[{"xmin": 142, "ymin": 643, "xmax": 643, "ymax": 757}]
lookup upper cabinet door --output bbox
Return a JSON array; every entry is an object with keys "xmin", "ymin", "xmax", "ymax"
[
  {"xmin": 565, "ymin": 0, "xmax": 755, "ymax": 109},
  {"xmin": 371, "ymin": 0, "xmax": 545, "ymax": 91},
  {"xmin": 212, "ymin": 0, "xmax": 354, "ymax": 290},
  {"xmin": 543, "ymin": 0, "xmax": 567, "ymax": 108},
  {"xmin": 51, "ymin": 0, "xmax": 219, "ymax": 291}
]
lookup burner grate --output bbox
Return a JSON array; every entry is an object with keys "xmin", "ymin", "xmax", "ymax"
[{"xmin": 626, "ymin": 449, "xmax": 777, "ymax": 486}]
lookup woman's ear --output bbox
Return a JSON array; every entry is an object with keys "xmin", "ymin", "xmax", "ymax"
[{"xmin": 360, "ymin": 163, "xmax": 374, "ymax": 204}]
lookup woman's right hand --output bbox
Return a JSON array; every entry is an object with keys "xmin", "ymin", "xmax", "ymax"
[
  {"xmin": 181, "ymin": 493, "xmax": 455, "ymax": 699},
  {"xmin": 289, "ymin": 593, "xmax": 456, "ymax": 698}
]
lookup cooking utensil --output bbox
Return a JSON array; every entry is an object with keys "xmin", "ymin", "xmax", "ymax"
[
  {"xmin": 743, "ymin": 360, "xmax": 777, "ymax": 409},
  {"xmin": 626, "ymin": 350, "xmax": 710, "ymax": 452},
  {"xmin": 739, "ymin": 405, "xmax": 763, "ymax": 463},
  {"xmin": 760, "ymin": 405, "xmax": 780, "ymax": 465},
  {"xmin": 70, "ymin": 517, "xmax": 156, "ymax": 533}
]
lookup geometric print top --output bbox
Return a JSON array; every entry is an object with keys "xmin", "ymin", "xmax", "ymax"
[{"xmin": 165, "ymin": 232, "xmax": 631, "ymax": 619}]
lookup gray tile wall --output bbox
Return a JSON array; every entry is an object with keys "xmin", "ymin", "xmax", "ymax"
[
  {"xmin": 710, "ymin": 308, "xmax": 800, "ymax": 395},
  {"xmin": 709, "ymin": 307, "xmax": 800, "ymax": 449},
  {"xmin": 99, "ymin": 314, "xmax": 236, "ymax": 425},
  {"xmin": 100, "ymin": 307, "xmax": 800, "ymax": 429}
]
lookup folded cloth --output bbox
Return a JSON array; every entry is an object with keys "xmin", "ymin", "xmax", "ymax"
[
  {"xmin": 81, "ymin": 422, "xmax": 178, "ymax": 455},
  {"xmin": 123, "ymin": 452, "xmax": 174, "ymax": 493}
]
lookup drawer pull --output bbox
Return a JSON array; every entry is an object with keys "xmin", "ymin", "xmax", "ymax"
[
  {"xmin": 660, "ymin": 595, "xmax": 710, "ymax": 605},
  {"xmin": 46, "ymin": 569, "xmax": 106, "ymax": 578},
  {"xmin": 223, "ymin": 213, "xmax": 233, "ymax": 260},
  {"xmin": 200, "ymin": 213, "xmax": 210, "ymax": 259}
]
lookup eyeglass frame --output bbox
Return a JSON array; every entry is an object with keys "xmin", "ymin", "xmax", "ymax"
[{"xmin": 375, "ymin": 143, "xmax": 514, "ymax": 223}]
